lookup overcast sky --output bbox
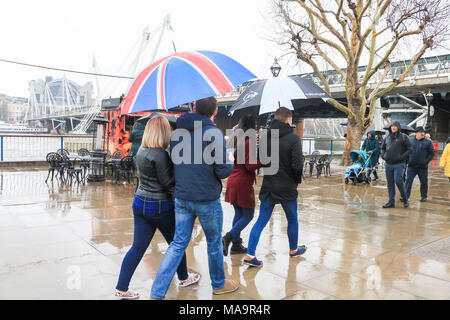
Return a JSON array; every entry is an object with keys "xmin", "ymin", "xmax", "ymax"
[
  {"xmin": 1, "ymin": 0, "xmax": 447, "ymax": 100},
  {"xmin": 0, "ymin": 0, "xmax": 301, "ymax": 98}
]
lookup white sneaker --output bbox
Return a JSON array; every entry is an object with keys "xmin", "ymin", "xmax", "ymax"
[
  {"xmin": 113, "ymin": 289, "xmax": 140, "ymax": 300},
  {"xmin": 177, "ymin": 272, "xmax": 201, "ymax": 287}
]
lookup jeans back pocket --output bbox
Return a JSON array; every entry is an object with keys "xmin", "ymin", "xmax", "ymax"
[{"xmin": 133, "ymin": 196, "xmax": 174, "ymax": 217}]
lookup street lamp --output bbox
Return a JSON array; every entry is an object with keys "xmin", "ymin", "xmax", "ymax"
[
  {"xmin": 270, "ymin": 58, "xmax": 281, "ymax": 77},
  {"xmin": 424, "ymin": 89, "xmax": 434, "ymax": 135}
]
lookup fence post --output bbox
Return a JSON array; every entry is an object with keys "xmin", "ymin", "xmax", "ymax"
[
  {"xmin": 1, "ymin": 136, "xmax": 3, "ymax": 161},
  {"xmin": 330, "ymin": 139, "xmax": 333, "ymax": 154},
  {"xmin": 61, "ymin": 136, "xmax": 64, "ymax": 151}
]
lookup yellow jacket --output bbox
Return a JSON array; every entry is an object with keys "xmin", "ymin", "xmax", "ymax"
[{"xmin": 440, "ymin": 143, "xmax": 450, "ymax": 177}]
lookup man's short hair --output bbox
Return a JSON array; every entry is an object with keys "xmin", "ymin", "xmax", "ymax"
[
  {"xmin": 195, "ymin": 97, "xmax": 217, "ymax": 118},
  {"xmin": 274, "ymin": 107, "xmax": 292, "ymax": 122}
]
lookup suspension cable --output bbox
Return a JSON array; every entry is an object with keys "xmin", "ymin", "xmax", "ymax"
[{"xmin": 0, "ymin": 58, "xmax": 134, "ymax": 79}]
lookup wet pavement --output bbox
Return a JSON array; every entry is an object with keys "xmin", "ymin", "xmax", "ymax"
[{"xmin": 0, "ymin": 158, "xmax": 449, "ymax": 300}]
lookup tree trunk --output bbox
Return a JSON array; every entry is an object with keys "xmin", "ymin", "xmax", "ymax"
[{"xmin": 342, "ymin": 117, "xmax": 365, "ymax": 166}]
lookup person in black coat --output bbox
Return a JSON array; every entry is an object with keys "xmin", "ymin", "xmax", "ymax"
[
  {"xmin": 128, "ymin": 122, "xmax": 145, "ymax": 157},
  {"xmin": 381, "ymin": 121, "xmax": 412, "ymax": 208},
  {"xmin": 405, "ymin": 126, "xmax": 435, "ymax": 202},
  {"xmin": 244, "ymin": 107, "xmax": 306, "ymax": 267}
]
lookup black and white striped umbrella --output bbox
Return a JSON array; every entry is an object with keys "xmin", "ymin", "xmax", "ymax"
[{"xmin": 229, "ymin": 75, "xmax": 332, "ymax": 116}]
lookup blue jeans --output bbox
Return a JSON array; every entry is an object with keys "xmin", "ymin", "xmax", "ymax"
[
  {"xmin": 405, "ymin": 166, "xmax": 428, "ymax": 199},
  {"xmin": 229, "ymin": 205, "xmax": 254, "ymax": 242},
  {"xmin": 247, "ymin": 196, "xmax": 298, "ymax": 256},
  {"xmin": 385, "ymin": 162, "xmax": 407, "ymax": 203},
  {"xmin": 150, "ymin": 198, "xmax": 225, "ymax": 299},
  {"xmin": 116, "ymin": 196, "xmax": 188, "ymax": 292}
]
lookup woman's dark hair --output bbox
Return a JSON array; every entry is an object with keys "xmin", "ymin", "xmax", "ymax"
[{"xmin": 238, "ymin": 114, "xmax": 256, "ymax": 131}]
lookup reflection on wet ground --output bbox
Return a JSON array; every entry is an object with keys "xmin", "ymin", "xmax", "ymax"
[{"xmin": 0, "ymin": 160, "xmax": 449, "ymax": 300}]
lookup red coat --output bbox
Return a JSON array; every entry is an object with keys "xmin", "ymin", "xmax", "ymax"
[{"xmin": 225, "ymin": 139, "xmax": 262, "ymax": 208}]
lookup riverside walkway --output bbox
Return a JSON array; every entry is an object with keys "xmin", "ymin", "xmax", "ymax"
[{"xmin": 0, "ymin": 160, "xmax": 449, "ymax": 300}]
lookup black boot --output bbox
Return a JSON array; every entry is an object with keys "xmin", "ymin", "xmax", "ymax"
[
  {"xmin": 230, "ymin": 238, "xmax": 247, "ymax": 255},
  {"xmin": 403, "ymin": 199, "xmax": 409, "ymax": 208},
  {"xmin": 373, "ymin": 171, "xmax": 378, "ymax": 181},
  {"xmin": 222, "ymin": 232, "xmax": 232, "ymax": 256},
  {"xmin": 382, "ymin": 202, "xmax": 395, "ymax": 208}
]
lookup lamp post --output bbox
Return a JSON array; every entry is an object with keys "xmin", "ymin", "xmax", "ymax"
[
  {"xmin": 424, "ymin": 90, "xmax": 434, "ymax": 135},
  {"xmin": 270, "ymin": 58, "xmax": 281, "ymax": 77},
  {"xmin": 264, "ymin": 58, "xmax": 282, "ymax": 129}
]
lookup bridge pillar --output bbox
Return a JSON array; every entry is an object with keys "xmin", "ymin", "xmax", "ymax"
[{"xmin": 295, "ymin": 119, "xmax": 304, "ymax": 138}]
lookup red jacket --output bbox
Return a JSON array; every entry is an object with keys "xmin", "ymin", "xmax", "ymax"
[{"xmin": 225, "ymin": 139, "xmax": 262, "ymax": 208}]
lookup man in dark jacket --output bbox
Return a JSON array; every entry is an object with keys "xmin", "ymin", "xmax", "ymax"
[
  {"xmin": 381, "ymin": 121, "xmax": 412, "ymax": 208},
  {"xmin": 405, "ymin": 126, "xmax": 435, "ymax": 202},
  {"xmin": 128, "ymin": 122, "xmax": 145, "ymax": 156},
  {"xmin": 150, "ymin": 97, "xmax": 237, "ymax": 299},
  {"xmin": 243, "ymin": 107, "xmax": 306, "ymax": 267}
]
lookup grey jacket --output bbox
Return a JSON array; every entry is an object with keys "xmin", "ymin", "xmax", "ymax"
[{"xmin": 135, "ymin": 147, "xmax": 174, "ymax": 199}]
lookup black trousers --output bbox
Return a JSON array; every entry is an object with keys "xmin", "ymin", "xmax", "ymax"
[{"xmin": 405, "ymin": 166, "xmax": 428, "ymax": 199}]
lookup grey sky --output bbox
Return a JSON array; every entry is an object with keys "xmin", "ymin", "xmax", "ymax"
[
  {"xmin": 1, "ymin": 0, "xmax": 446, "ymax": 99},
  {"xmin": 0, "ymin": 0, "xmax": 300, "ymax": 98}
]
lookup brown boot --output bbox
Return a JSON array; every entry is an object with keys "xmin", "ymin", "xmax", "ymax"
[{"xmin": 212, "ymin": 279, "xmax": 239, "ymax": 295}]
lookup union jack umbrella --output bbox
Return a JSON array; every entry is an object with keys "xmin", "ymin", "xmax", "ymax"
[{"xmin": 120, "ymin": 51, "xmax": 256, "ymax": 114}]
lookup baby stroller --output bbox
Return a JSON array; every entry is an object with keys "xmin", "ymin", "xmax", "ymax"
[{"xmin": 344, "ymin": 150, "xmax": 374, "ymax": 185}]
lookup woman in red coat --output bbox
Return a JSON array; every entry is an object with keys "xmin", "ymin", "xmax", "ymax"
[{"xmin": 223, "ymin": 115, "xmax": 262, "ymax": 255}]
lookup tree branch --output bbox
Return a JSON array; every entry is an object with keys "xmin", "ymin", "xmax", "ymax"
[
  {"xmin": 298, "ymin": 0, "xmax": 353, "ymax": 61},
  {"xmin": 365, "ymin": 42, "xmax": 429, "ymax": 125}
]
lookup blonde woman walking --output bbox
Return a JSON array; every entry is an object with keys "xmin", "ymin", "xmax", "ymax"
[{"xmin": 113, "ymin": 116, "xmax": 200, "ymax": 300}]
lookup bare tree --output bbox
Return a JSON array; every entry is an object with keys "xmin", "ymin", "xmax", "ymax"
[{"xmin": 273, "ymin": 0, "xmax": 449, "ymax": 164}]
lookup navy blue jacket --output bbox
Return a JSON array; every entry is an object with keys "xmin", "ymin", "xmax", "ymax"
[
  {"xmin": 170, "ymin": 113, "xmax": 233, "ymax": 202},
  {"xmin": 408, "ymin": 137, "xmax": 435, "ymax": 168}
]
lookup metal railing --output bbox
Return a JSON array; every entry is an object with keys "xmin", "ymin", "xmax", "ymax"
[
  {"xmin": 301, "ymin": 138, "xmax": 346, "ymax": 155},
  {"xmin": 0, "ymin": 134, "xmax": 93, "ymax": 162},
  {"xmin": 0, "ymin": 134, "xmax": 345, "ymax": 162},
  {"xmin": 300, "ymin": 55, "xmax": 450, "ymax": 88}
]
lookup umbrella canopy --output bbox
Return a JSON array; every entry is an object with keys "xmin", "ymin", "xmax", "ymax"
[
  {"xmin": 120, "ymin": 51, "xmax": 256, "ymax": 115},
  {"xmin": 229, "ymin": 75, "xmax": 335, "ymax": 117},
  {"xmin": 383, "ymin": 123, "xmax": 415, "ymax": 134},
  {"xmin": 136, "ymin": 112, "xmax": 178, "ymax": 129},
  {"xmin": 350, "ymin": 150, "xmax": 368, "ymax": 163}
]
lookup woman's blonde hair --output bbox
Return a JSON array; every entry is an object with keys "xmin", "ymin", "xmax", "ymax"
[{"xmin": 141, "ymin": 116, "xmax": 171, "ymax": 149}]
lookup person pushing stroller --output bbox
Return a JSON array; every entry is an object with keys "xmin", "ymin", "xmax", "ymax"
[{"xmin": 361, "ymin": 130, "xmax": 380, "ymax": 181}]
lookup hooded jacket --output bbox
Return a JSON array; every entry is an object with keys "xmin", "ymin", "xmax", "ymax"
[
  {"xmin": 259, "ymin": 119, "xmax": 303, "ymax": 204},
  {"xmin": 129, "ymin": 122, "xmax": 145, "ymax": 156},
  {"xmin": 381, "ymin": 121, "xmax": 412, "ymax": 165},
  {"xmin": 361, "ymin": 130, "xmax": 380, "ymax": 167},
  {"xmin": 408, "ymin": 136, "xmax": 435, "ymax": 168},
  {"xmin": 170, "ymin": 112, "xmax": 233, "ymax": 202}
]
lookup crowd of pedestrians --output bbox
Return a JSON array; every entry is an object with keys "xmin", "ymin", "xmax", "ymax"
[{"xmin": 112, "ymin": 96, "xmax": 447, "ymax": 300}]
